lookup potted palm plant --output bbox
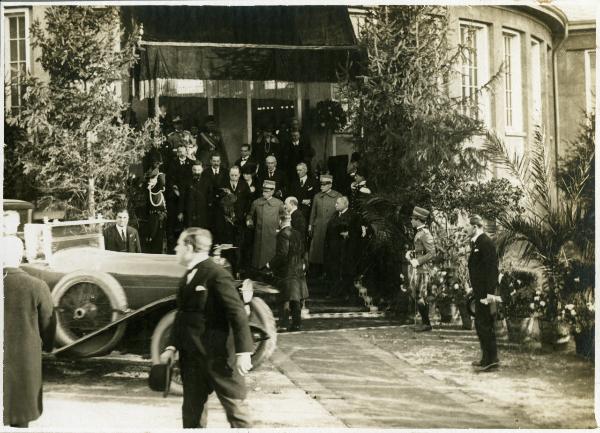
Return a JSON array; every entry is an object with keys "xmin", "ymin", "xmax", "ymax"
[{"xmin": 484, "ymin": 119, "xmax": 594, "ymax": 351}]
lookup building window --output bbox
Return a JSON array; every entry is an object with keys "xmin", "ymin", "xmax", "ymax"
[
  {"xmin": 4, "ymin": 10, "xmax": 30, "ymax": 114},
  {"xmin": 530, "ymin": 38, "xmax": 543, "ymax": 127},
  {"xmin": 459, "ymin": 21, "xmax": 490, "ymax": 125},
  {"xmin": 585, "ymin": 49, "xmax": 596, "ymax": 114},
  {"xmin": 502, "ymin": 30, "xmax": 523, "ymax": 133}
]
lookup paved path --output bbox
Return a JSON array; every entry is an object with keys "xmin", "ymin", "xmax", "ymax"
[{"xmin": 273, "ymin": 329, "xmax": 532, "ymax": 428}]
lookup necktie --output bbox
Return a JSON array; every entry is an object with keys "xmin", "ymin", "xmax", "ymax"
[
  {"xmin": 232, "ymin": 182, "xmax": 237, "ymax": 190},
  {"xmin": 301, "ymin": 179, "xmax": 305, "ymax": 187},
  {"xmin": 269, "ymin": 171, "xmax": 274, "ymax": 177},
  {"xmin": 120, "ymin": 228, "xmax": 126, "ymax": 241}
]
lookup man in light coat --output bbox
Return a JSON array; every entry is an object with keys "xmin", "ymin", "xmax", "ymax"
[
  {"xmin": 246, "ymin": 180, "xmax": 284, "ymax": 269},
  {"xmin": 308, "ymin": 174, "xmax": 342, "ymax": 277}
]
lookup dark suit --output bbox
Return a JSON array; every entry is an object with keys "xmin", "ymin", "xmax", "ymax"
[
  {"xmin": 283, "ymin": 136, "xmax": 314, "ymax": 177},
  {"xmin": 468, "ymin": 232, "xmax": 499, "ymax": 365},
  {"xmin": 258, "ymin": 167, "xmax": 287, "ymax": 199},
  {"xmin": 252, "ymin": 136, "xmax": 281, "ymax": 165},
  {"xmin": 170, "ymin": 258, "xmax": 253, "ymax": 428},
  {"xmin": 166, "ymin": 158, "xmax": 194, "ymax": 251},
  {"xmin": 288, "ymin": 175, "xmax": 318, "ymax": 223},
  {"xmin": 290, "ymin": 208, "xmax": 307, "ymax": 239},
  {"xmin": 234, "ymin": 156, "xmax": 258, "ymax": 172},
  {"xmin": 104, "ymin": 225, "xmax": 142, "ymax": 253}
]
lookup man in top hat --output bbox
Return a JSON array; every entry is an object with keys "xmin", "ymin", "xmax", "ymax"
[
  {"xmin": 467, "ymin": 214, "xmax": 500, "ymax": 372},
  {"xmin": 104, "ymin": 208, "xmax": 142, "ymax": 253},
  {"xmin": 308, "ymin": 174, "xmax": 342, "ymax": 278},
  {"xmin": 198, "ymin": 115, "xmax": 229, "ymax": 168},
  {"xmin": 246, "ymin": 180, "xmax": 284, "ymax": 269},
  {"xmin": 406, "ymin": 206, "xmax": 436, "ymax": 332}
]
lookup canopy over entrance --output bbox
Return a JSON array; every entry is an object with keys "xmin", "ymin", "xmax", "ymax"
[{"xmin": 124, "ymin": 6, "xmax": 362, "ymax": 98}]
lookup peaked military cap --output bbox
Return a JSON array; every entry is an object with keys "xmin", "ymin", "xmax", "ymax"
[
  {"xmin": 262, "ymin": 180, "xmax": 276, "ymax": 189},
  {"xmin": 412, "ymin": 206, "xmax": 430, "ymax": 220},
  {"xmin": 319, "ymin": 174, "xmax": 333, "ymax": 183}
]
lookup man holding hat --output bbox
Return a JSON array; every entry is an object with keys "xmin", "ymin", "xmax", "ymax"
[
  {"xmin": 467, "ymin": 214, "xmax": 500, "ymax": 372},
  {"xmin": 246, "ymin": 179, "xmax": 284, "ymax": 269},
  {"xmin": 407, "ymin": 206, "xmax": 436, "ymax": 332},
  {"xmin": 308, "ymin": 174, "xmax": 342, "ymax": 278}
]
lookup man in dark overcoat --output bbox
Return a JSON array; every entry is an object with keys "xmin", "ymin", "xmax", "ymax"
[
  {"xmin": 3, "ymin": 236, "xmax": 56, "ymax": 428},
  {"xmin": 104, "ymin": 208, "xmax": 142, "ymax": 253},
  {"xmin": 258, "ymin": 155, "xmax": 286, "ymax": 199},
  {"xmin": 288, "ymin": 162, "xmax": 318, "ymax": 224},
  {"xmin": 268, "ymin": 209, "xmax": 306, "ymax": 331},
  {"xmin": 467, "ymin": 214, "xmax": 500, "ymax": 372},
  {"xmin": 160, "ymin": 228, "xmax": 253, "ymax": 428},
  {"xmin": 324, "ymin": 196, "xmax": 362, "ymax": 299},
  {"xmin": 283, "ymin": 130, "xmax": 314, "ymax": 181},
  {"xmin": 185, "ymin": 162, "xmax": 213, "ymax": 230},
  {"xmin": 166, "ymin": 144, "xmax": 194, "ymax": 252}
]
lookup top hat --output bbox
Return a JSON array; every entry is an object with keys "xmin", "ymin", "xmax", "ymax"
[
  {"xmin": 319, "ymin": 174, "xmax": 333, "ymax": 183},
  {"xmin": 412, "ymin": 206, "xmax": 430, "ymax": 221},
  {"xmin": 262, "ymin": 180, "xmax": 276, "ymax": 190}
]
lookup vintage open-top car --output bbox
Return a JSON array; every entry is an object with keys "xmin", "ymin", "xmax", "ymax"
[{"xmin": 6, "ymin": 205, "xmax": 278, "ymax": 394}]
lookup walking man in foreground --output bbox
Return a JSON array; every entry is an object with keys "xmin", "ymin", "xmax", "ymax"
[
  {"xmin": 160, "ymin": 228, "xmax": 253, "ymax": 428},
  {"xmin": 467, "ymin": 214, "xmax": 500, "ymax": 372},
  {"xmin": 406, "ymin": 206, "xmax": 435, "ymax": 332}
]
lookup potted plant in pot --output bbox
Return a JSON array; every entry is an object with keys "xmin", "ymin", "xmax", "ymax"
[
  {"xmin": 561, "ymin": 290, "xmax": 595, "ymax": 360},
  {"xmin": 531, "ymin": 289, "xmax": 571, "ymax": 351},
  {"xmin": 499, "ymin": 269, "xmax": 537, "ymax": 343},
  {"xmin": 430, "ymin": 268, "xmax": 454, "ymax": 324}
]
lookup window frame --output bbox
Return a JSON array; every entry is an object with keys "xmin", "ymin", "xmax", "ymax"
[
  {"xmin": 4, "ymin": 8, "xmax": 31, "ymax": 114},
  {"xmin": 584, "ymin": 49, "xmax": 596, "ymax": 115},
  {"xmin": 458, "ymin": 20, "xmax": 491, "ymax": 127},
  {"xmin": 530, "ymin": 37, "xmax": 543, "ymax": 128},
  {"xmin": 502, "ymin": 29, "xmax": 523, "ymax": 135}
]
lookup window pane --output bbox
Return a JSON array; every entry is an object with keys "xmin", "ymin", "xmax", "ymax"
[
  {"xmin": 19, "ymin": 39, "xmax": 26, "ymax": 62},
  {"xmin": 18, "ymin": 16, "xmax": 25, "ymax": 38},
  {"xmin": 10, "ymin": 40, "xmax": 18, "ymax": 61},
  {"xmin": 11, "ymin": 85, "xmax": 19, "ymax": 106},
  {"xmin": 10, "ymin": 63, "xmax": 19, "ymax": 81},
  {"xmin": 19, "ymin": 61, "xmax": 27, "ymax": 77},
  {"xmin": 9, "ymin": 17, "xmax": 17, "ymax": 39}
]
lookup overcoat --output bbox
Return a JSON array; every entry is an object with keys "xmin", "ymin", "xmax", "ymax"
[
  {"xmin": 185, "ymin": 176, "xmax": 213, "ymax": 229},
  {"xmin": 103, "ymin": 225, "xmax": 142, "ymax": 253},
  {"xmin": 247, "ymin": 196, "xmax": 283, "ymax": 269},
  {"xmin": 169, "ymin": 258, "xmax": 253, "ymax": 400},
  {"xmin": 3, "ymin": 268, "xmax": 56, "ymax": 426},
  {"xmin": 269, "ymin": 226, "xmax": 306, "ymax": 301},
  {"xmin": 468, "ymin": 233, "xmax": 499, "ymax": 298},
  {"xmin": 308, "ymin": 189, "xmax": 342, "ymax": 264},
  {"xmin": 324, "ymin": 209, "xmax": 362, "ymax": 277}
]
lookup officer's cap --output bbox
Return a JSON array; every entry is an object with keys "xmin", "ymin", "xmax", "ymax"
[
  {"xmin": 319, "ymin": 174, "xmax": 333, "ymax": 184},
  {"xmin": 262, "ymin": 180, "xmax": 276, "ymax": 190},
  {"xmin": 412, "ymin": 206, "xmax": 430, "ymax": 221}
]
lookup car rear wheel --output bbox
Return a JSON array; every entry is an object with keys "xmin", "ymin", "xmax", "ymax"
[{"xmin": 52, "ymin": 270, "xmax": 128, "ymax": 357}]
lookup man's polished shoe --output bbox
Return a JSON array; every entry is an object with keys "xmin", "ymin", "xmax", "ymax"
[
  {"xmin": 414, "ymin": 324, "xmax": 432, "ymax": 332},
  {"xmin": 475, "ymin": 361, "xmax": 499, "ymax": 372}
]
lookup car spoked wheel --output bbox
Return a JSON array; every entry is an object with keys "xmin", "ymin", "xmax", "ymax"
[
  {"xmin": 151, "ymin": 310, "xmax": 183, "ymax": 396},
  {"xmin": 52, "ymin": 270, "xmax": 128, "ymax": 357}
]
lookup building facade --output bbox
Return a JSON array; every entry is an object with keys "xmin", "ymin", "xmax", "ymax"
[{"xmin": 3, "ymin": 4, "xmax": 596, "ymax": 171}]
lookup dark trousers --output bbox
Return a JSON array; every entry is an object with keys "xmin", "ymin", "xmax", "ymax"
[
  {"xmin": 474, "ymin": 302, "xmax": 498, "ymax": 364},
  {"xmin": 279, "ymin": 300, "xmax": 301, "ymax": 330},
  {"xmin": 179, "ymin": 351, "xmax": 251, "ymax": 428}
]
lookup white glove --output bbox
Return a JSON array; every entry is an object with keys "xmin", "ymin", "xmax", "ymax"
[
  {"xmin": 159, "ymin": 347, "xmax": 176, "ymax": 364},
  {"xmin": 410, "ymin": 259, "xmax": 419, "ymax": 268},
  {"xmin": 236, "ymin": 353, "xmax": 253, "ymax": 376}
]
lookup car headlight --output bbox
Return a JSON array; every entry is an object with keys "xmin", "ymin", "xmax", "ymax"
[{"xmin": 241, "ymin": 279, "xmax": 254, "ymax": 303}]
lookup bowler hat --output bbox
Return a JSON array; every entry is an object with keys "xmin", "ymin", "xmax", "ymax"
[
  {"xmin": 262, "ymin": 180, "xmax": 276, "ymax": 189},
  {"xmin": 412, "ymin": 206, "xmax": 430, "ymax": 221},
  {"xmin": 148, "ymin": 361, "xmax": 173, "ymax": 397}
]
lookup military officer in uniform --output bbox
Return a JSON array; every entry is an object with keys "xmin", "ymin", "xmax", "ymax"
[
  {"xmin": 406, "ymin": 206, "xmax": 435, "ymax": 332},
  {"xmin": 166, "ymin": 116, "xmax": 194, "ymax": 171},
  {"xmin": 246, "ymin": 180, "xmax": 284, "ymax": 269},
  {"xmin": 308, "ymin": 174, "xmax": 342, "ymax": 278},
  {"xmin": 197, "ymin": 115, "xmax": 229, "ymax": 168},
  {"xmin": 467, "ymin": 214, "xmax": 500, "ymax": 372}
]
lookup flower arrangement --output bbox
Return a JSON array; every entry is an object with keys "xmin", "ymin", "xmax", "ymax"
[
  {"xmin": 429, "ymin": 267, "xmax": 471, "ymax": 304},
  {"xmin": 499, "ymin": 269, "xmax": 538, "ymax": 318},
  {"xmin": 562, "ymin": 288, "xmax": 595, "ymax": 334},
  {"xmin": 530, "ymin": 288, "xmax": 554, "ymax": 321},
  {"xmin": 313, "ymin": 100, "xmax": 347, "ymax": 132}
]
